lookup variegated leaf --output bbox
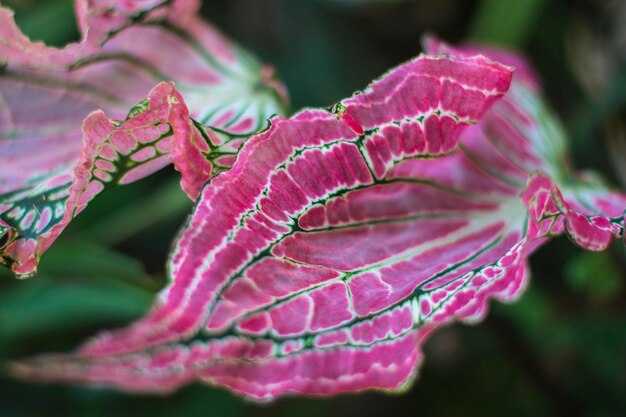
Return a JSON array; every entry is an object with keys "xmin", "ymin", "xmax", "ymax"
[
  {"xmin": 12, "ymin": 53, "xmax": 517, "ymax": 400},
  {"xmin": 0, "ymin": 0, "xmax": 287, "ymax": 277},
  {"xmin": 0, "ymin": 82, "xmax": 184, "ymax": 276},
  {"xmin": 1, "ymin": 0, "xmax": 203, "ymax": 68},
  {"xmin": 424, "ymin": 36, "xmax": 626, "ymax": 250},
  {"xmin": 14, "ymin": 38, "xmax": 626, "ymax": 402}
]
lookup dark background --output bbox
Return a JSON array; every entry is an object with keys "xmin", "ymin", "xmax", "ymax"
[{"xmin": 1, "ymin": 0, "xmax": 625, "ymax": 416}]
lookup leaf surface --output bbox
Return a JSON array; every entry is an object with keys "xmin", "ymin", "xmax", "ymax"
[
  {"xmin": 12, "ymin": 37, "xmax": 626, "ymax": 402},
  {"xmin": 424, "ymin": 36, "xmax": 626, "ymax": 250},
  {"xmin": 0, "ymin": 0, "xmax": 287, "ymax": 277},
  {"xmin": 12, "ymin": 53, "xmax": 516, "ymax": 400}
]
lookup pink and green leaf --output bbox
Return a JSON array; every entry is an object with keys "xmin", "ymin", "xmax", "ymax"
[
  {"xmin": 0, "ymin": 82, "xmax": 188, "ymax": 276},
  {"xmin": 0, "ymin": 0, "xmax": 287, "ymax": 277},
  {"xmin": 12, "ymin": 53, "xmax": 516, "ymax": 399},
  {"xmin": 0, "ymin": 0, "xmax": 199, "ymax": 69},
  {"xmin": 424, "ymin": 36, "xmax": 625, "ymax": 250},
  {"xmin": 11, "ymin": 39, "xmax": 625, "ymax": 401}
]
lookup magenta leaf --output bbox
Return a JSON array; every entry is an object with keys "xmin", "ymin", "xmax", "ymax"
[
  {"xmin": 12, "ymin": 53, "xmax": 516, "ymax": 400},
  {"xmin": 0, "ymin": 0, "xmax": 287, "ymax": 277},
  {"xmin": 1, "ymin": 0, "xmax": 211, "ymax": 69},
  {"xmin": 0, "ymin": 82, "xmax": 178, "ymax": 276},
  {"xmin": 424, "ymin": 36, "xmax": 626, "ymax": 251},
  {"xmin": 11, "ymin": 38, "xmax": 625, "ymax": 402}
]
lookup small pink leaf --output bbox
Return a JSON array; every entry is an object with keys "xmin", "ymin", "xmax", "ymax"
[
  {"xmin": 553, "ymin": 174, "xmax": 626, "ymax": 251},
  {"xmin": 12, "ymin": 53, "xmax": 515, "ymax": 400},
  {"xmin": 0, "ymin": 0, "xmax": 287, "ymax": 277}
]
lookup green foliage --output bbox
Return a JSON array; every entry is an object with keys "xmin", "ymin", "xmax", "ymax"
[
  {"xmin": 0, "ymin": 242, "xmax": 154, "ymax": 351},
  {"xmin": 6, "ymin": 0, "xmax": 78, "ymax": 46},
  {"xmin": 469, "ymin": 0, "xmax": 546, "ymax": 48},
  {"xmin": 565, "ymin": 252, "xmax": 621, "ymax": 300}
]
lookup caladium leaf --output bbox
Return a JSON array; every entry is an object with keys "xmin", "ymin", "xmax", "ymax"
[
  {"xmin": 0, "ymin": 82, "xmax": 184, "ymax": 277},
  {"xmin": 1, "ymin": 0, "xmax": 207, "ymax": 68},
  {"xmin": 12, "ymin": 40, "xmax": 626, "ymax": 401},
  {"xmin": 11, "ymin": 53, "xmax": 516, "ymax": 399},
  {"xmin": 423, "ymin": 36, "xmax": 626, "ymax": 251},
  {"xmin": 0, "ymin": 0, "xmax": 287, "ymax": 278}
]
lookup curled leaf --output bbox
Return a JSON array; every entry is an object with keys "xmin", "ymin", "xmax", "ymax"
[
  {"xmin": 0, "ymin": 82, "xmax": 184, "ymax": 276},
  {"xmin": 13, "ymin": 53, "xmax": 515, "ymax": 399},
  {"xmin": 1, "ymin": 0, "xmax": 202, "ymax": 68},
  {"xmin": 424, "ymin": 36, "xmax": 626, "ymax": 250},
  {"xmin": 12, "ymin": 38, "xmax": 625, "ymax": 401},
  {"xmin": 0, "ymin": 0, "xmax": 287, "ymax": 277}
]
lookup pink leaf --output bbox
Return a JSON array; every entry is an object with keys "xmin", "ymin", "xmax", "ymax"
[
  {"xmin": 12, "ymin": 37, "xmax": 625, "ymax": 401},
  {"xmin": 0, "ymin": 0, "xmax": 287, "ymax": 277},
  {"xmin": 12, "ymin": 53, "xmax": 515, "ymax": 400},
  {"xmin": 0, "ymin": 0, "xmax": 200, "ymax": 68},
  {"xmin": 426, "ymin": 37, "xmax": 626, "ymax": 251},
  {"xmin": 422, "ymin": 34, "xmax": 541, "ymax": 89},
  {"xmin": 0, "ymin": 82, "xmax": 186, "ymax": 276}
]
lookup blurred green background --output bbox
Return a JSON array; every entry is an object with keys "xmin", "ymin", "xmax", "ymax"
[{"xmin": 1, "ymin": 0, "xmax": 625, "ymax": 416}]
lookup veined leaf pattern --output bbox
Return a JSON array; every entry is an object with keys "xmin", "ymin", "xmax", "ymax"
[
  {"xmin": 12, "ymin": 38, "xmax": 626, "ymax": 402},
  {"xmin": 13, "ymin": 53, "xmax": 517, "ymax": 400},
  {"xmin": 423, "ymin": 36, "xmax": 626, "ymax": 250},
  {"xmin": 0, "ymin": 0, "xmax": 287, "ymax": 277}
]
